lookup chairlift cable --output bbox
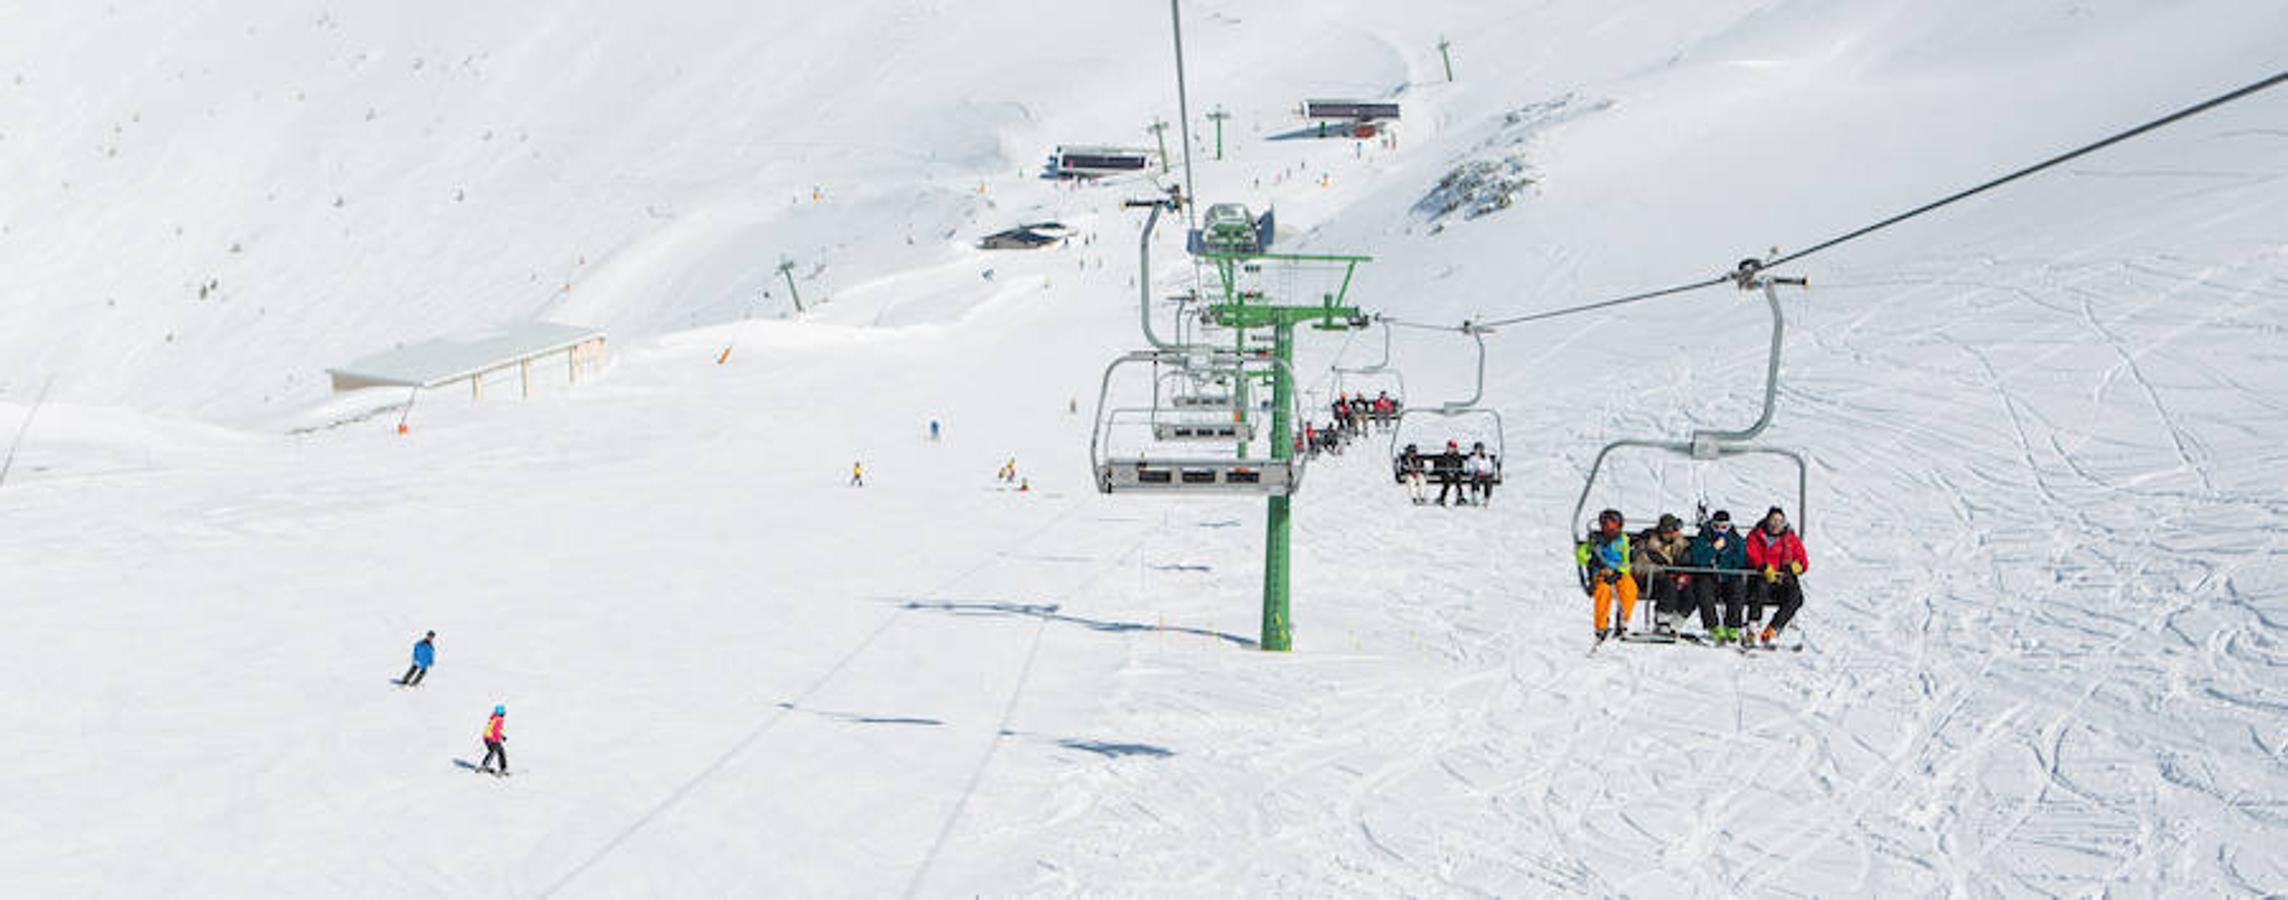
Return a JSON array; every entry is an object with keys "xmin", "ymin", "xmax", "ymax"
[
  {"xmin": 1763, "ymin": 65, "xmax": 2288, "ymax": 270},
  {"xmin": 1378, "ymin": 66, "xmax": 2288, "ymax": 335}
]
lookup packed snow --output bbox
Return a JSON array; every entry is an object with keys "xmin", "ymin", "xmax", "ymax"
[{"xmin": 3, "ymin": 0, "xmax": 2285, "ymax": 895}]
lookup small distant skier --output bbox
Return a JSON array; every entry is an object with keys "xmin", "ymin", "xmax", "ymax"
[
  {"xmin": 1744, "ymin": 506, "xmax": 1809, "ymax": 648},
  {"xmin": 399, "ymin": 630, "xmax": 436, "ymax": 686},
  {"xmin": 997, "ymin": 457, "xmax": 1018, "ymax": 484},
  {"xmin": 1578, "ymin": 509, "xmax": 1638, "ymax": 641},
  {"xmin": 850, "ymin": 460, "xmax": 865, "ymax": 487},
  {"xmin": 928, "ymin": 419, "xmax": 942, "ymax": 442},
  {"xmin": 478, "ymin": 705, "xmax": 509, "ymax": 776}
]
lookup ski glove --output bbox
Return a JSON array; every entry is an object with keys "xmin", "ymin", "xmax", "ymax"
[
  {"xmin": 1789, "ymin": 561, "xmax": 1804, "ymax": 576},
  {"xmin": 1763, "ymin": 565, "xmax": 1780, "ymax": 584}
]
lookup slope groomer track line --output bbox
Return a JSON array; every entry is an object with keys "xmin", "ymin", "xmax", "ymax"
[
  {"xmin": 538, "ymin": 498, "xmax": 1101, "ymax": 899},
  {"xmin": 1378, "ymin": 65, "xmax": 2288, "ymax": 335}
]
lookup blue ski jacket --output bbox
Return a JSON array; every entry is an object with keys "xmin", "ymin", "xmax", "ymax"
[
  {"xmin": 412, "ymin": 639, "xmax": 435, "ymax": 668},
  {"xmin": 1575, "ymin": 533, "xmax": 1629, "ymax": 573},
  {"xmin": 1688, "ymin": 526, "xmax": 1751, "ymax": 573}
]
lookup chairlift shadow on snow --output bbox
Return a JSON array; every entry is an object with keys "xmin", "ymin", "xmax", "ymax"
[
  {"xmin": 772, "ymin": 703, "xmax": 944, "ymax": 727},
  {"xmin": 1148, "ymin": 562, "xmax": 1212, "ymax": 573},
  {"xmin": 896, "ymin": 598, "xmax": 1258, "ymax": 649},
  {"xmin": 1053, "ymin": 738, "xmax": 1175, "ymax": 759}
]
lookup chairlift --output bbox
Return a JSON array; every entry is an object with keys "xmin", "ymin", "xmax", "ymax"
[
  {"xmin": 1569, "ymin": 261, "xmax": 1811, "ymax": 606},
  {"xmin": 1331, "ymin": 318, "xmax": 1405, "ymax": 428},
  {"xmin": 1387, "ymin": 324, "xmax": 1503, "ymax": 485},
  {"xmin": 1091, "ymin": 350, "xmax": 1304, "ymax": 496}
]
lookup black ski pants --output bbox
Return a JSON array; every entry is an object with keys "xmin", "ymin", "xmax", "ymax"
[
  {"xmin": 1437, "ymin": 474, "xmax": 1464, "ymax": 504},
  {"xmin": 1470, "ymin": 474, "xmax": 1494, "ymax": 504},
  {"xmin": 1644, "ymin": 572, "xmax": 1681, "ymax": 616},
  {"xmin": 400, "ymin": 664, "xmax": 427, "ymax": 686},
  {"xmin": 1708, "ymin": 576, "xmax": 1752, "ymax": 629},
  {"xmin": 1747, "ymin": 576, "xmax": 1804, "ymax": 633},
  {"xmin": 480, "ymin": 740, "xmax": 508, "ymax": 773},
  {"xmin": 1663, "ymin": 574, "xmax": 1720, "ymax": 631}
]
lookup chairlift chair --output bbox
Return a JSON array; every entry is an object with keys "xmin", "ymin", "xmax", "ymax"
[
  {"xmin": 1092, "ymin": 350, "xmax": 1304, "ymax": 496},
  {"xmin": 1331, "ymin": 318, "xmax": 1406, "ymax": 429},
  {"xmin": 1569, "ymin": 263, "xmax": 1810, "ymax": 615},
  {"xmin": 1386, "ymin": 325, "xmax": 1503, "ymax": 485}
]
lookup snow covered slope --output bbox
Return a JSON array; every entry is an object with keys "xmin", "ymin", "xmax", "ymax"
[{"xmin": 3, "ymin": 0, "xmax": 2285, "ymax": 895}]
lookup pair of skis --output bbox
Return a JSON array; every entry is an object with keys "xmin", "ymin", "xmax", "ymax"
[{"xmin": 1588, "ymin": 630, "xmax": 1803, "ymax": 656}]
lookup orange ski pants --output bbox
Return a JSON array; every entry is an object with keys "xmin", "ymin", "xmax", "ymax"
[{"xmin": 1593, "ymin": 573, "xmax": 1639, "ymax": 630}]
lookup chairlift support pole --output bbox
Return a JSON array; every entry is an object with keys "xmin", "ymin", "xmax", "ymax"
[
  {"xmin": 1437, "ymin": 37, "xmax": 1455, "ymax": 83},
  {"xmin": 1262, "ymin": 318, "xmax": 1296, "ymax": 650},
  {"xmin": 1202, "ymin": 251, "xmax": 1365, "ymax": 652},
  {"xmin": 1208, "ymin": 107, "xmax": 1231, "ymax": 160}
]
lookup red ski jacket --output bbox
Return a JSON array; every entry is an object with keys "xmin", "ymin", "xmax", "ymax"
[
  {"xmin": 1746, "ymin": 526, "xmax": 1808, "ymax": 573},
  {"xmin": 483, "ymin": 713, "xmax": 506, "ymax": 743}
]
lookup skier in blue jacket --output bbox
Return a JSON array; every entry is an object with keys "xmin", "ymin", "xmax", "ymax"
[
  {"xmin": 1688, "ymin": 511, "xmax": 1753, "ymax": 643},
  {"xmin": 399, "ymin": 631, "xmax": 436, "ymax": 687}
]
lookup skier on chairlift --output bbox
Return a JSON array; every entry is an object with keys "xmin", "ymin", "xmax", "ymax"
[
  {"xmin": 1399, "ymin": 442, "xmax": 1427, "ymax": 505},
  {"xmin": 1691, "ymin": 509, "xmax": 1753, "ymax": 643},
  {"xmin": 1578, "ymin": 508, "xmax": 1638, "ymax": 641},
  {"xmin": 1464, "ymin": 441, "xmax": 1497, "ymax": 506},
  {"xmin": 1633, "ymin": 514, "xmax": 1697, "ymax": 637},
  {"xmin": 1434, "ymin": 439, "xmax": 1467, "ymax": 506},
  {"xmin": 1744, "ymin": 506, "xmax": 1809, "ymax": 648}
]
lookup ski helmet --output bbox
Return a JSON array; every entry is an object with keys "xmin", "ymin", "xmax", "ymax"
[
  {"xmin": 494, "ymin": 705, "xmax": 506, "ymax": 715},
  {"xmin": 1447, "ymin": 439, "xmax": 1459, "ymax": 450},
  {"xmin": 1597, "ymin": 509, "xmax": 1624, "ymax": 533},
  {"xmin": 1657, "ymin": 513, "xmax": 1682, "ymax": 532}
]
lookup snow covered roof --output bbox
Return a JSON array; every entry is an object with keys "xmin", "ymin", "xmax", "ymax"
[{"xmin": 326, "ymin": 322, "xmax": 604, "ymax": 389}]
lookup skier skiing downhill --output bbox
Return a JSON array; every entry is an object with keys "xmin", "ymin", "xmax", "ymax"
[
  {"xmin": 1744, "ymin": 506, "xmax": 1809, "ymax": 647},
  {"xmin": 1578, "ymin": 509, "xmax": 1638, "ymax": 640},
  {"xmin": 478, "ymin": 705, "xmax": 509, "ymax": 776},
  {"xmin": 398, "ymin": 631, "xmax": 435, "ymax": 686}
]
